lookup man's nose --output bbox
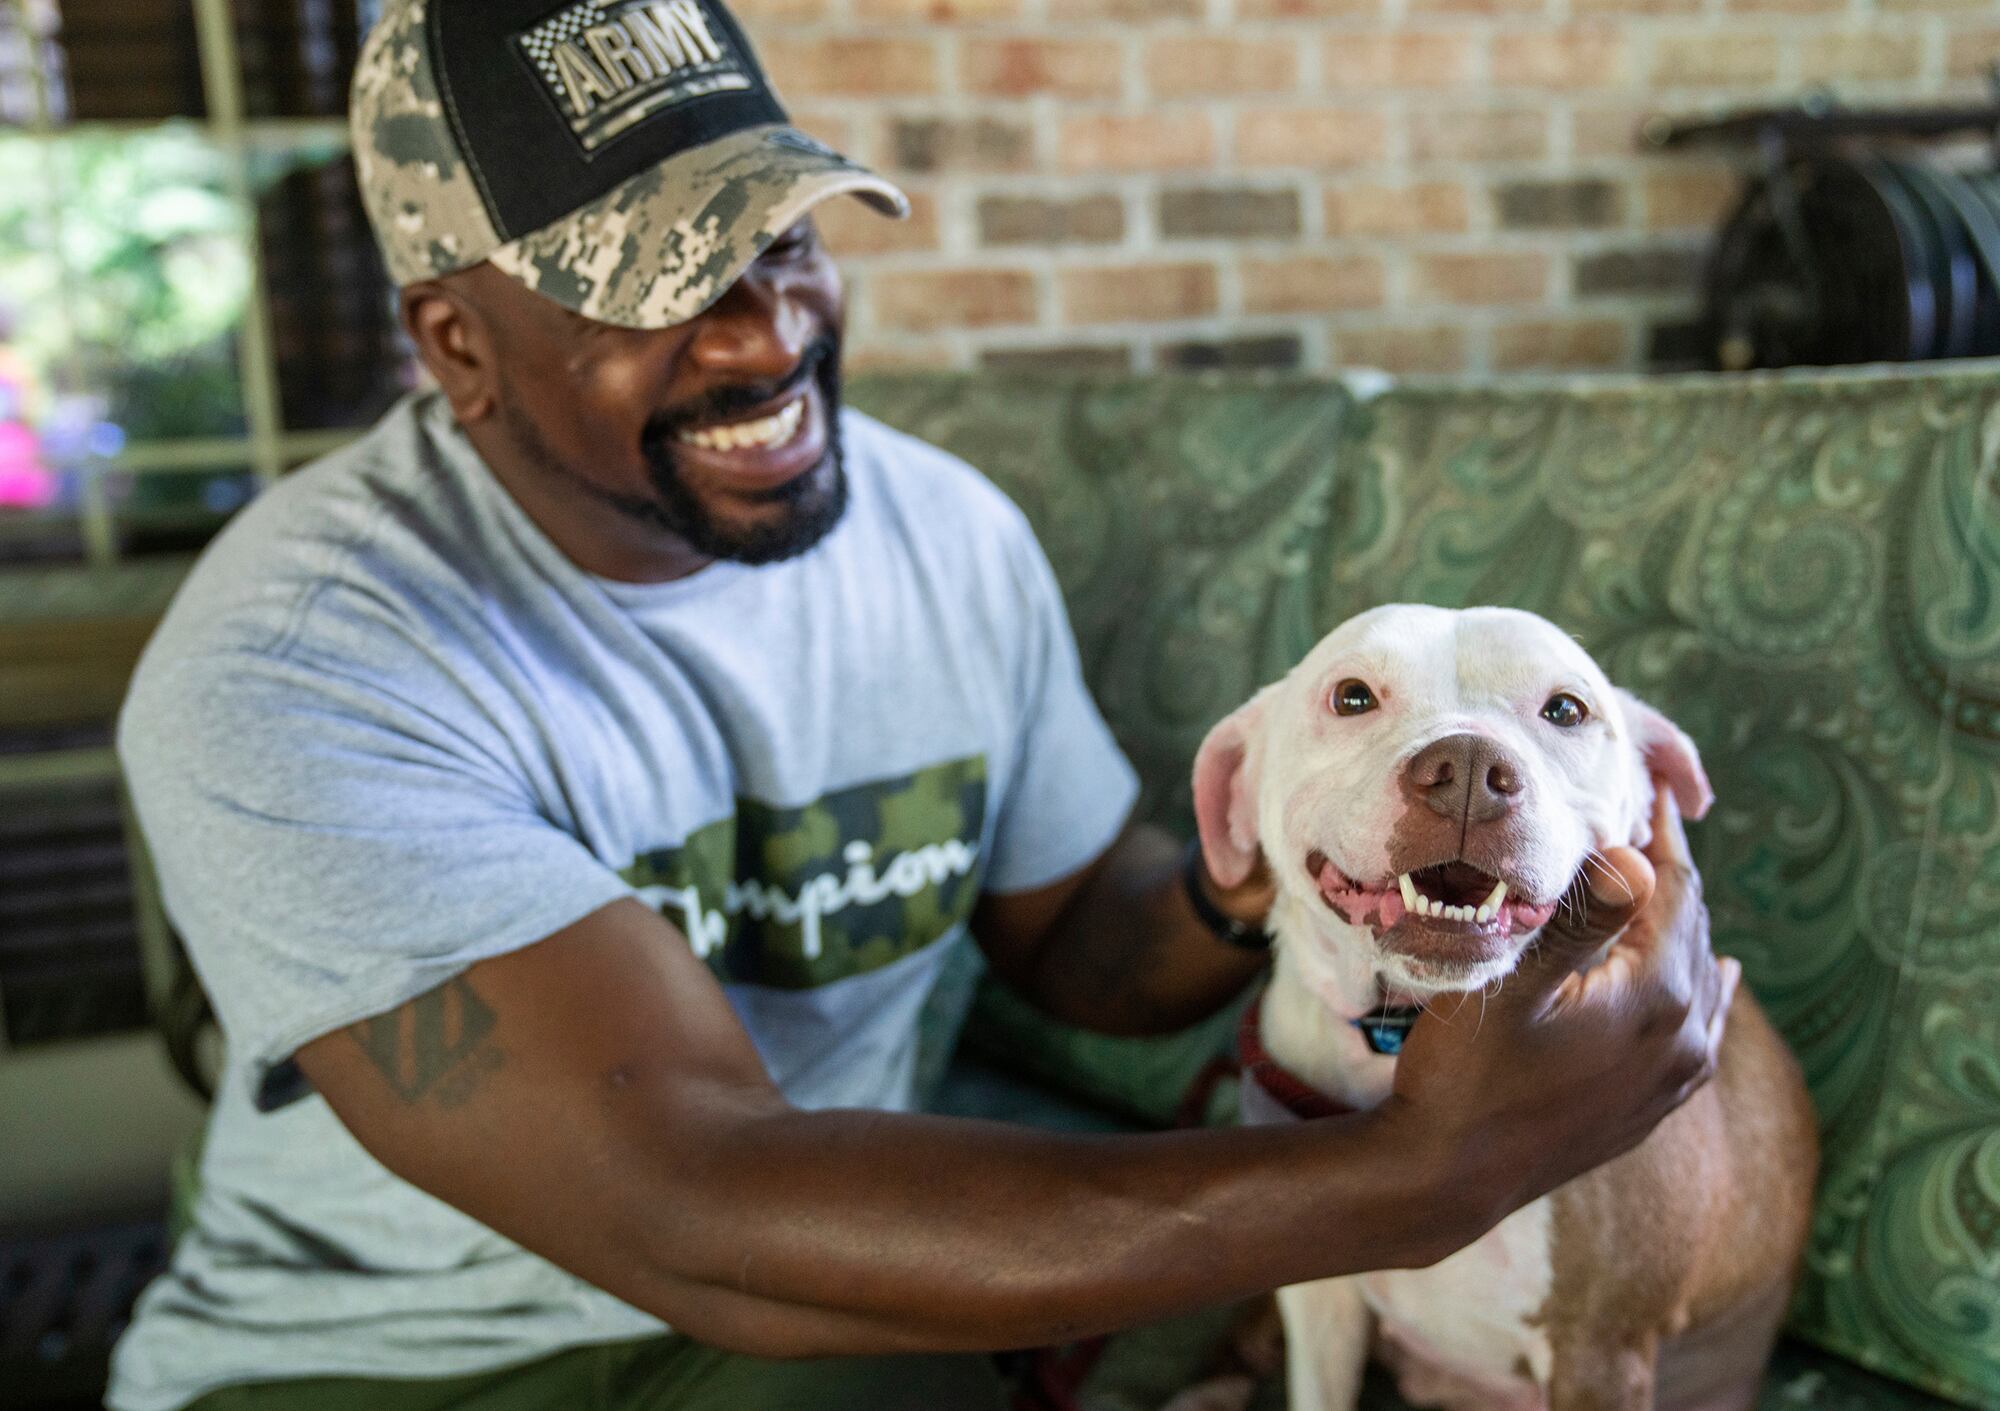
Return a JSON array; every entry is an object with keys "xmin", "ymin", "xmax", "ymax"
[
  {"xmin": 1405, "ymin": 733, "xmax": 1524, "ymax": 823},
  {"xmin": 685, "ymin": 269, "xmax": 812, "ymax": 376}
]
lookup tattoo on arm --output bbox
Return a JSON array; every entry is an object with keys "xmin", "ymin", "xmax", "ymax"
[{"xmin": 351, "ymin": 976, "xmax": 503, "ymax": 1107}]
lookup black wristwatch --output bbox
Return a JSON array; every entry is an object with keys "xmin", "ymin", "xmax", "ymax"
[{"xmin": 1181, "ymin": 838, "xmax": 1273, "ymax": 952}]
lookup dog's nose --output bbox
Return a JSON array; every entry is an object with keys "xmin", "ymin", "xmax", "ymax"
[{"xmin": 1406, "ymin": 733, "xmax": 1523, "ymax": 823}]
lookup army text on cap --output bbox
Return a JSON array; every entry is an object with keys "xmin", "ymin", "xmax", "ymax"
[{"xmin": 517, "ymin": 0, "xmax": 754, "ymax": 153}]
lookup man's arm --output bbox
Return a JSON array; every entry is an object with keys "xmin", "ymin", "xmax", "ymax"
[
  {"xmin": 972, "ymin": 822, "xmax": 1274, "ymax": 1036},
  {"xmin": 296, "ymin": 808, "xmax": 1723, "ymax": 1361}
]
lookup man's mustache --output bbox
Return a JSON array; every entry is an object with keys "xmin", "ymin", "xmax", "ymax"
[{"xmin": 643, "ymin": 335, "xmax": 838, "ymax": 444}]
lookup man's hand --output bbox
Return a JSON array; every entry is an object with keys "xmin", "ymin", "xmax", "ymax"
[{"xmin": 1380, "ymin": 783, "xmax": 1737, "ymax": 1249}]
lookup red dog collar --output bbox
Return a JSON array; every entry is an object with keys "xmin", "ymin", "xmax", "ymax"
[{"xmin": 1236, "ymin": 991, "xmax": 1357, "ymax": 1121}]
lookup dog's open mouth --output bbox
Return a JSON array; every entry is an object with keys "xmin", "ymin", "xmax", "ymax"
[{"xmin": 1308, "ymin": 851, "xmax": 1559, "ymax": 940}]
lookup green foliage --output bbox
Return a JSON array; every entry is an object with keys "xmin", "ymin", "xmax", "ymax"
[{"xmin": 0, "ymin": 125, "xmax": 250, "ymax": 438}]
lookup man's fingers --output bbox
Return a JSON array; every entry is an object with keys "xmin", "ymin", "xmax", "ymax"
[
  {"xmin": 1706, "ymin": 957, "xmax": 1740, "ymax": 1054},
  {"xmin": 1510, "ymin": 849, "xmax": 1656, "ymax": 1001},
  {"xmin": 1645, "ymin": 783, "xmax": 1693, "ymax": 871}
]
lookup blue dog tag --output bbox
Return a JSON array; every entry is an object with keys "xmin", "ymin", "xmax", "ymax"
[{"xmin": 1353, "ymin": 1006, "xmax": 1419, "ymax": 1056}]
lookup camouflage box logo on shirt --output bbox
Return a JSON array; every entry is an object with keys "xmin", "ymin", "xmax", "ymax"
[
  {"xmin": 621, "ymin": 756, "xmax": 989, "ymax": 989},
  {"xmin": 516, "ymin": 0, "xmax": 755, "ymax": 154}
]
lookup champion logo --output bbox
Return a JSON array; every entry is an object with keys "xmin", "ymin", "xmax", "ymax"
[{"xmin": 516, "ymin": 0, "xmax": 754, "ymax": 152}]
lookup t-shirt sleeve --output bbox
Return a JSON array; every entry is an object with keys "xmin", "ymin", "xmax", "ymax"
[
  {"xmin": 118, "ymin": 646, "xmax": 634, "ymax": 1093},
  {"xmin": 981, "ymin": 520, "xmax": 1140, "ymax": 893}
]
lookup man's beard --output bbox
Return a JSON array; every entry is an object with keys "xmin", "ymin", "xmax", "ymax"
[{"xmin": 502, "ymin": 333, "xmax": 848, "ymax": 568}]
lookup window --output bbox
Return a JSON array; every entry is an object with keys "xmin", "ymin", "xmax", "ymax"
[
  {"xmin": 0, "ymin": 0, "xmax": 410, "ymax": 1051},
  {"xmin": 0, "ymin": 0, "xmax": 410, "ymax": 572}
]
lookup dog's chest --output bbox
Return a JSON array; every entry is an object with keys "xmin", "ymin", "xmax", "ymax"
[
  {"xmin": 1256, "ymin": 978, "xmax": 1556, "ymax": 1404},
  {"xmin": 1358, "ymin": 1197, "xmax": 1555, "ymax": 1407}
]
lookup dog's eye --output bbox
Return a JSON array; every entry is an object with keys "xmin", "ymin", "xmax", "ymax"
[
  {"xmin": 1333, "ymin": 680, "xmax": 1378, "ymax": 716},
  {"xmin": 1541, "ymin": 693, "xmax": 1588, "ymax": 728}
]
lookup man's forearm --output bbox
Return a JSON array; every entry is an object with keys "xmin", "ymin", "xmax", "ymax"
[
  {"xmin": 999, "ymin": 824, "xmax": 1268, "ymax": 1035},
  {"xmin": 585, "ymin": 1099, "xmax": 1478, "ymax": 1359}
]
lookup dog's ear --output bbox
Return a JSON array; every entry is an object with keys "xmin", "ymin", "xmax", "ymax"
[
  {"xmin": 1616, "ymin": 688, "xmax": 1714, "ymax": 827},
  {"xmin": 1192, "ymin": 690, "xmax": 1271, "ymax": 890}
]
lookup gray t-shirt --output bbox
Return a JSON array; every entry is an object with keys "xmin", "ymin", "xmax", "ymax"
[{"xmin": 108, "ymin": 392, "xmax": 1138, "ymax": 1411}]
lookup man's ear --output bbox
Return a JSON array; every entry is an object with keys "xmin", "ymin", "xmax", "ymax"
[
  {"xmin": 1616, "ymin": 688, "xmax": 1714, "ymax": 825},
  {"xmin": 400, "ymin": 279, "xmax": 496, "ymax": 423},
  {"xmin": 1192, "ymin": 689, "xmax": 1272, "ymax": 890}
]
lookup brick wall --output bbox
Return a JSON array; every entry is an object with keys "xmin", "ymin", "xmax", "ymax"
[{"xmin": 741, "ymin": 0, "xmax": 2000, "ymax": 377}]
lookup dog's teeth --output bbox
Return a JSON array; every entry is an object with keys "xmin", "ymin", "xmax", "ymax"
[
  {"xmin": 1483, "ymin": 880, "xmax": 1508, "ymax": 911},
  {"xmin": 1450, "ymin": 905, "xmax": 1471, "ymax": 922},
  {"xmin": 1398, "ymin": 874, "xmax": 1418, "ymax": 911},
  {"xmin": 1475, "ymin": 903, "xmax": 1495, "ymax": 923}
]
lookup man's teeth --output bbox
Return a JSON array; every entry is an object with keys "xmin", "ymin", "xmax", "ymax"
[
  {"xmin": 1398, "ymin": 874, "xmax": 1508, "ymax": 923},
  {"xmin": 676, "ymin": 396, "xmax": 805, "ymax": 451}
]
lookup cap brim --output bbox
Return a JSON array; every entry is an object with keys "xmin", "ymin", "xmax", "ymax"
[{"xmin": 487, "ymin": 124, "xmax": 908, "ymax": 330}]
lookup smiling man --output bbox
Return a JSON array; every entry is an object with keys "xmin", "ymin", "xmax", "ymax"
[{"xmin": 107, "ymin": 3, "xmax": 1733, "ymax": 1409}]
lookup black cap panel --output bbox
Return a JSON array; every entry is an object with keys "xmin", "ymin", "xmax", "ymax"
[{"xmin": 432, "ymin": 0, "xmax": 790, "ymax": 241}]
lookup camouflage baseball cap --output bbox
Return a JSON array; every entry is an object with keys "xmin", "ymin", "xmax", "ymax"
[{"xmin": 350, "ymin": 0, "xmax": 908, "ymax": 328}]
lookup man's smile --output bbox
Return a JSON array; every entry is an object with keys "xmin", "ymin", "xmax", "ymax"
[
  {"xmin": 652, "ymin": 343, "xmax": 837, "ymax": 498},
  {"xmin": 676, "ymin": 392, "xmax": 808, "ymax": 453}
]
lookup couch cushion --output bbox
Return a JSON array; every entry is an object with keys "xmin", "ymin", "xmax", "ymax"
[{"xmin": 852, "ymin": 364, "xmax": 2000, "ymax": 1410}]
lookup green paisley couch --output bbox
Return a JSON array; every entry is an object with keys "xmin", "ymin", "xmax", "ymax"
[{"xmin": 847, "ymin": 362, "xmax": 2000, "ymax": 1411}]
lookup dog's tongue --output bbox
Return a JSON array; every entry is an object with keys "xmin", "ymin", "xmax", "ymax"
[{"xmin": 1317, "ymin": 857, "xmax": 1404, "ymax": 930}]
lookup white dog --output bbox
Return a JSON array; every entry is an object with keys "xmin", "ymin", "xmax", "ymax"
[{"xmin": 1189, "ymin": 605, "xmax": 1816, "ymax": 1411}]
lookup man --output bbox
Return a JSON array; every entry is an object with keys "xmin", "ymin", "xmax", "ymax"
[{"xmin": 109, "ymin": 2, "xmax": 1730, "ymax": 1408}]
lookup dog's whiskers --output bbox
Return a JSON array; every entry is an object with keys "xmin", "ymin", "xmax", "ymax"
[{"xmin": 1582, "ymin": 847, "xmax": 1637, "ymax": 906}]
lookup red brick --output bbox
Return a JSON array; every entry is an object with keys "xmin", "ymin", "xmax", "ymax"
[
  {"xmin": 1334, "ymin": 323, "xmax": 1469, "ymax": 374},
  {"xmin": 761, "ymin": 38, "xmax": 939, "ymax": 97},
  {"xmin": 1494, "ymin": 178, "xmax": 1625, "ymax": 231},
  {"xmin": 1147, "ymin": 37, "xmax": 1299, "ymax": 99},
  {"xmin": 1492, "ymin": 319, "xmax": 1629, "ymax": 371},
  {"xmin": 873, "ymin": 270, "xmax": 1038, "ymax": 332},
  {"xmin": 1574, "ymin": 247, "xmax": 1703, "ymax": 298},
  {"xmin": 1643, "ymin": 167, "xmax": 1745, "ymax": 230},
  {"xmin": 1059, "ymin": 263, "xmax": 1218, "ymax": 324},
  {"xmin": 1572, "ymin": 0, "xmax": 1702, "ymax": 14},
  {"xmin": 1321, "ymin": 33, "xmax": 1476, "ymax": 89},
  {"xmin": 1412, "ymin": 251, "xmax": 1550, "ymax": 306},
  {"xmin": 854, "ymin": 0, "xmax": 1021, "ymax": 17},
  {"xmin": 978, "ymin": 194, "xmax": 1126, "ymax": 246},
  {"xmin": 729, "ymin": 0, "xmax": 830, "ymax": 22},
  {"xmin": 1160, "ymin": 336, "xmax": 1303, "ymax": 371},
  {"xmin": 1723, "ymin": 0, "xmax": 1847, "ymax": 12},
  {"xmin": 1238, "ymin": 0, "xmax": 1381, "ymax": 13},
  {"xmin": 1324, "ymin": 181, "xmax": 1471, "ymax": 237},
  {"xmin": 1241, "ymin": 255, "xmax": 1386, "ymax": 314},
  {"xmin": 1061, "ymin": 0, "xmax": 1203, "ymax": 16},
  {"xmin": 843, "ymin": 340, "xmax": 962, "ymax": 373},
  {"xmin": 962, "ymin": 38, "xmax": 1124, "ymax": 99},
  {"xmin": 1060, "ymin": 113, "xmax": 1216, "ymax": 172},
  {"xmin": 786, "ymin": 108, "xmax": 855, "ymax": 155},
  {"xmin": 886, "ymin": 116, "xmax": 1034, "ymax": 173},
  {"xmin": 1569, "ymin": 104, "xmax": 1660, "ymax": 159},
  {"xmin": 1491, "ymin": 29, "xmax": 1628, "ymax": 89},
  {"xmin": 814, "ymin": 190, "xmax": 939, "ymax": 257},
  {"xmin": 1158, "ymin": 187, "xmax": 1302, "ymax": 240},
  {"xmin": 1406, "ymin": 107, "xmax": 1548, "ymax": 163},
  {"xmin": 1406, "ymin": 0, "xmax": 1543, "ymax": 14},
  {"xmin": 1647, "ymin": 33, "xmax": 1781, "ymax": 86},
  {"xmin": 1948, "ymin": 30, "xmax": 2000, "ymax": 79},
  {"xmin": 981, "ymin": 344, "xmax": 1135, "ymax": 374},
  {"xmin": 1797, "ymin": 31, "xmax": 1925, "ymax": 82},
  {"xmin": 1235, "ymin": 106, "xmax": 1389, "ymax": 169}
]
